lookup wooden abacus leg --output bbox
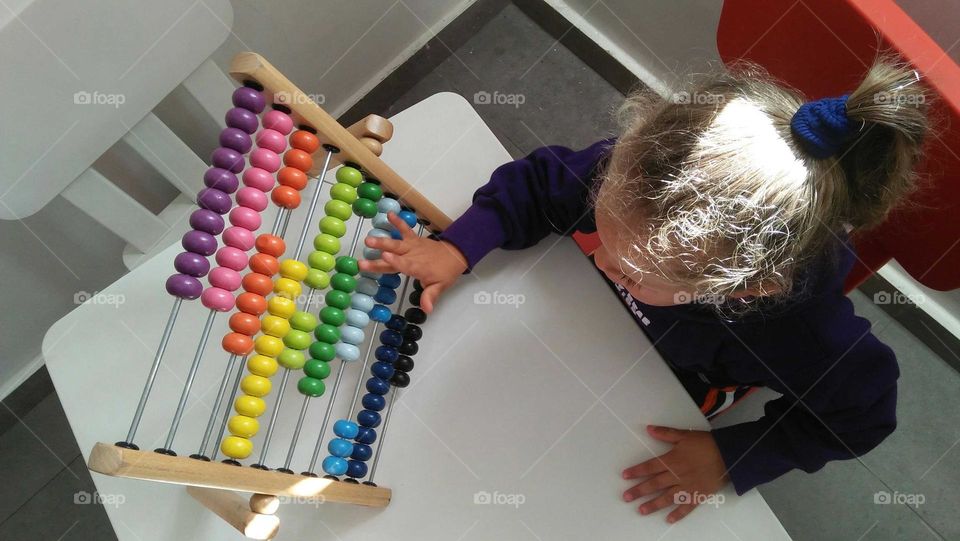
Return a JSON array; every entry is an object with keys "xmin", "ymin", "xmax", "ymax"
[{"xmin": 186, "ymin": 487, "xmax": 280, "ymax": 540}]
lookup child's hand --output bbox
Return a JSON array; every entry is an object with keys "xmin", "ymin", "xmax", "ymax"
[
  {"xmin": 359, "ymin": 212, "xmax": 468, "ymax": 314},
  {"xmin": 621, "ymin": 425, "xmax": 730, "ymax": 523}
]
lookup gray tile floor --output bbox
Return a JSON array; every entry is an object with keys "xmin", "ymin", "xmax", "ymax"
[{"xmin": 3, "ymin": 3, "xmax": 958, "ymax": 540}]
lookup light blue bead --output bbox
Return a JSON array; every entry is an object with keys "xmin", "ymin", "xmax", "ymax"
[
  {"xmin": 360, "ymin": 271, "xmax": 382, "ymax": 280},
  {"xmin": 322, "ymin": 456, "xmax": 348, "ymax": 475},
  {"xmin": 398, "ymin": 210, "xmax": 417, "ymax": 228},
  {"xmin": 369, "ymin": 304, "xmax": 391, "ymax": 323},
  {"xmin": 356, "ymin": 277, "xmax": 379, "ymax": 296},
  {"xmin": 363, "ymin": 247, "xmax": 382, "ymax": 260},
  {"xmin": 372, "ymin": 213, "xmax": 393, "ymax": 230},
  {"xmin": 345, "ymin": 308, "xmax": 370, "ymax": 328},
  {"xmin": 328, "ymin": 438, "xmax": 354, "ymax": 458},
  {"xmin": 377, "ymin": 198, "xmax": 401, "ymax": 215},
  {"xmin": 351, "ymin": 293, "xmax": 375, "ymax": 313},
  {"xmin": 340, "ymin": 326, "xmax": 365, "ymax": 345},
  {"xmin": 367, "ymin": 228, "xmax": 390, "ymax": 239},
  {"xmin": 335, "ymin": 341, "xmax": 360, "ymax": 362},
  {"xmin": 333, "ymin": 419, "xmax": 359, "ymax": 439}
]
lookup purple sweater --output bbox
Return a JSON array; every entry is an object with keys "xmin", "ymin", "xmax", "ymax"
[{"xmin": 439, "ymin": 141, "xmax": 899, "ymax": 495}]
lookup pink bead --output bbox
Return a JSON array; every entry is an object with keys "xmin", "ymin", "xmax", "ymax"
[
  {"xmin": 262, "ymin": 110, "xmax": 293, "ymax": 135},
  {"xmin": 209, "ymin": 266, "xmax": 243, "ymax": 291},
  {"xmin": 236, "ymin": 187, "xmax": 268, "ymax": 211},
  {"xmin": 256, "ymin": 129, "xmax": 287, "ymax": 154},
  {"xmin": 222, "ymin": 226, "xmax": 255, "ymax": 251},
  {"xmin": 242, "ymin": 167, "xmax": 275, "ymax": 192},
  {"xmin": 216, "ymin": 246, "xmax": 249, "ymax": 271},
  {"xmin": 250, "ymin": 148, "xmax": 281, "ymax": 172},
  {"xmin": 230, "ymin": 206, "xmax": 262, "ymax": 231},
  {"xmin": 201, "ymin": 287, "xmax": 236, "ymax": 312}
]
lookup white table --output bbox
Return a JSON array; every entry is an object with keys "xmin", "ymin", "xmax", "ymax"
[{"xmin": 43, "ymin": 93, "xmax": 789, "ymax": 540}]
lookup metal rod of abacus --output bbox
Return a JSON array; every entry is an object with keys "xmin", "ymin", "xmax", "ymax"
[
  {"xmin": 345, "ymin": 323, "xmax": 379, "ymax": 416},
  {"xmin": 192, "ymin": 353, "xmax": 239, "ymax": 459},
  {"xmin": 209, "ymin": 356, "xmax": 247, "ymax": 460},
  {"xmin": 307, "ymin": 364, "xmax": 345, "ymax": 473},
  {"xmin": 294, "ymin": 147, "xmax": 336, "ymax": 258},
  {"xmin": 281, "ymin": 395, "xmax": 311, "ymax": 471}
]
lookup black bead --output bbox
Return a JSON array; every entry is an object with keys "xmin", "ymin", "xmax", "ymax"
[
  {"xmin": 427, "ymin": 233, "xmax": 440, "ymax": 241},
  {"xmin": 154, "ymin": 448, "xmax": 176, "ymax": 456},
  {"xmin": 115, "ymin": 441, "xmax": 139, "ymax": 451},
  {"xmin": 393, "ymin": 355, "xmax": 414, "ymax": 373},
  {"xmin": 323, "ymin": 474, "xmax": 340, "ymax": 481},
  {"xmin": 408, "ymin": 290, "xmax": 422, "ymax": 307},
  {"xmin": 405, "ymin": 307, "xmax": 426, "ymax": 324},
  {"xmin": 390, "ymin": 371, "xmax": 410, "ymax": 388},
  {"xmin": 189, "ymin": 454, "xmax": 211, "ymax": 461},
  {"xmin": 222, "ymin": 459, "xmax": 241, "ymax": 466},
  {"xmin": 362, "ymin": 481, "xmax": 378, "ymax": 487},
  {"xmin": 301, "ymin": 471, "xmax": 319, "ymax": 477},
  {"xmin": 276, "ymin": 468, "xmax": 294, "ymax": 474},
  {"xmin": 402, "ymin": 324, "xmax": 422, "ymax": 341},
  {"xmin": 398, "ymin": 340, "xmax": 419, "ymax": 356},
  {"xmin": 250, "ymin": 463, "xmax": 269, "ymax": 470},
  {"xmin": 343, "ymin": 478, "xmax": 360, "ymax": 484},
  {"xmin": 413, "ymin": 279, "xmax": 423, "ymax": 292}
]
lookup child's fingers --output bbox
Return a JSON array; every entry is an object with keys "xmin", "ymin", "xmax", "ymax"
[
  {"xmin": 622, "ymin": 472, "xmax": 678, "ymax": 502},
  {"xmin": 622, "ymin": 456, "xmax": 668, "ymax": 479},
  {"xmin": 666, "ymin": 503, "xmax": 697, "ymax": 524},
  {"xmin": 365, "ymin": 235, "xmax": 407, "ymax": 254},
  {"xmin": 420, "ymin": 282, "xmax": 446, "ymax": 314},
  {"xmin": 358, "ymin": 258, "xmax": 398, "ymax": 274},
  {"xmin": 638, "ymin": 486, "xmax": 682, "ymax": 516},
  {"xmin": 387, "ymin": 212, "xmax": 418, "ymax": 240},
  {"xmin": 380, "ymin": 251, "xmax": 418, "ymax": 276},
  {"xmin": 646, "ymin": 425, "xmax": 687, "ymax": 444}
]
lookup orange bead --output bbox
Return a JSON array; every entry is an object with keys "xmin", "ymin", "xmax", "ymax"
[
  {"xmin": 242, "ymin": 272, "xmax": 273, "ymax": 296},
  {"xmin": 255, "ymin": 234, "xmax": 286, "ymax": 257},
  {"xmin": 223, "ymin": 332, "xmax": 255, "ymax": 355},
  {"xmin": 291, "ymin": 130, "xmax": 320, "ymax": 153},
  {"xmin": 278, "ymin": 167, "xmax": 308, "ymax": 190},
  {"xmin": 283, "ymin": 149, "xmax": 313, "ymax": 171},
  {"xmin": 271, "ymin": 185, "xmax": 301, "ymax": 209},
  {"xmin": 248, "ymin": 253, "xmax": 279, "ymax": 276},
  {"xmin": 229, "ymin": 312, "xmax": 261, "ymax": 335},
  {"xmin": 236, "ymin": 292, "xmax": 267, "ymax": 316}
]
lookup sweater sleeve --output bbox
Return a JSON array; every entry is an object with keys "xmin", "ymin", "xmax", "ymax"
[
  {"xmin": 711, "ymin": 332, "xmax": 899, "ymax": 495},
  {"xmin": 438, "ymin": 139, "xmax": 614, "ymax": 269}
]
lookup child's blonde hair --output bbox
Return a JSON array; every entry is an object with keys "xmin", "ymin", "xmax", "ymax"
[{"xmin": 596, "ymin": 54, "xmax": 930, "ymax": 309}]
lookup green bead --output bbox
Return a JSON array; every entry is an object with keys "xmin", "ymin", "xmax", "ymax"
[
  {"xmin": 313, "ymin": 234, "xmax": 340, "ymax": 255},
  {"xmin": 324, "ymin": 199, "xmax": 353, "ymax": 221},
  {"xmin": 330, "ymin": 183, "xmax": 357, "ymax": 204},
  {"xmin": 335, "ymin": 166, "xmax": 363, "ymax": 187},
  {"xmin": 309, "ymin": 341, "xmax": 336, "ymax": 362},
  {"xmin": 303, "ymin": 359, "xmax": 331, "ymax": 380},
  {"xmin": 297, "ymin": 376, "xmax": 326, "ymax": 397},
  {"xmin": 289, "ymin": 311, "xmax": 318, "ymax": 332},
  {"xmin": 356, "ymin": 182, "xmax": 383, "ymax": 201},
  {"xmin": 319, "ymin": 216, "xmax": 347, "ymax": 238},
  {"xmin": 335, "ymin": 256, "xmax": 359, "ymax": 275},
  {"xmin": 304, "ymin": 269, "xmax": 330, "ymax": 290},
  {"xmin": 314, "ymin": 323, "xmax": 340, "ymax": 344},
  {"xmin": 352, "ymin": 198, "xmax": 378, "ymax": 218},
  {"xmin": 277, "ymin": 348, "xmax": 306, "ymax": 370},
  {"xmin": 330, "ymin": 273, "xmax": 357, "ymax": 293},
  {"xmin": 325, "ymin": 290, "xmax": 351, "ymax": 310},
  {"xmin": 283, "ymin": 329, "xmax": 312, "ymax": 350},
  {"xmin": 320, "ymin": 306, "xmax": 345, "ymax": 326},
  {"xmin": 308, "ymin": 250, "xmax": 336, "ymax": 272}
]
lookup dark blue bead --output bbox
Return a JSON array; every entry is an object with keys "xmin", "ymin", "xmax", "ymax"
[
  {"xmin": 362, "ymin": 393, "xmax": 385, "ymax": 411},
  {"xmin": 398, "ymin": 210, "xmax": 417, "ymax": 228},
  {"xmin": 357, "ymin": 409, "xmax": 382, "ymax": 428},
  {"xmin": 369, "ymin": 304, "xmax": 391, "ymax": 322},
  {"xmin": 377, "ymin": 273, "xmax": 401, "ymax": 289},
  {"xmin": 379, "ymin": 329, "xmax": 403, "ymax": 347},
  {"xmin": 371, "ymin": 361, "xmax": 395, "ymax": 380},
  {"xmin": 366, "ymin": 377, "xmax": 390, "ymax": 395},
  {"xmin": 374, "ymin": 287, "xmax": 397, "ymax": 305},
  {"xmin": 386, "ymin": 314, "xmax": 407, "ymax": 331},
  {"xmin": 351, "ymin": 443, "xmax": 373, "ymax": 461},
  {"xmin": 375, "ymin": 345, "xmax": 399, "ymax": 363},
  {"xmin": 355, "ymin": 427, "xmax": 377, "ymax": 444},
  {"xmin": 346, "ymin": 459, "xmax": 368, "ymax": 478},
  {"xmin": 390, "ymin": 229, "xmax": 402, "ymax": 240}
]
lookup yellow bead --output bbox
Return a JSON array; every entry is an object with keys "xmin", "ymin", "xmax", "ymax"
[
  {"xmin": 268, "ymin": 296, "xmax": 296, "ymax": 319},
  {"xmin": 279, "ymin": 259, "xmax": 309, "ymax": 282},
  {"xmin": 254, "ymin": 335, "xmax": 284, "ymax": 357},
  {"xmin": 228, "ymin": 415, "xmax": 260, "ymax": 438},
  {"xmin": 240, "ymin": 375, "xmax": 272, "ymax": 397},
  {"xmin": 220, "ymin": 435, "xmax": 253, "ymax": 459},
  {"xmin": 261, "ymin": 315, "xmax": 291, "ymax": 338},
  {"xmin": 247, "ymin": 354, "xmax": 279, "ymax": 377},
  {"xmin": 234, "ymin": 395, "xmax": 267, "ymax": 417},
  {"xmin": 273, "ymin": 277, "xmax": 302, "ymax": 299}
]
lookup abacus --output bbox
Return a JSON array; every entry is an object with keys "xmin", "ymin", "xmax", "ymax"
[{"xmin": 86, "ymin": 52, "xmax": 451, "ymax": 540}]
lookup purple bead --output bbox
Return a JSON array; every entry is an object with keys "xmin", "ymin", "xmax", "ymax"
[
  {"xmin": 173, "ymin": 251, "xmax": 210, "ymax": 277},
  {"xmin": 232, "ymin": 86, "xmax": 265, "ymax": 114},
  {"xmin": 219, "ymin": 127, "xmax": 253, "ymax": 154},
  {"xmin": 189, "ymin": 209, "xmax": 225, "ymax": 235},
  {"xmin": 225, "ymin": 107, "xmax": 259, "ymax": 134},
  {"xmin": 211, "ymin": 147, "xmax": 244, "ymax": 173},
  {"xmin": 203, "ymin": 167, "xmax": 239, "ymax": 194},
  {"xmin": 166, "ymin": 273, "xmax": 203, "ymax": 300},
  {"xmin": 181, "ymin": 230, "xmax": 217, "ymax": 256},
  {"xmin": 197, "ymin": 188, "xmax": 232, "ymax": 215}
]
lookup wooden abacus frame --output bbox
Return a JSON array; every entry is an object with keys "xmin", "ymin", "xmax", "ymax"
[{"xmin": 87, "ymin": 52, "xmax": 452, "ymax": 540}]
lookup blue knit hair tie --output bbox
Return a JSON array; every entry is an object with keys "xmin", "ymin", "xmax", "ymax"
[{"xmin": 789, "ymin": 95, "xmax": 857, "ymax": 159}]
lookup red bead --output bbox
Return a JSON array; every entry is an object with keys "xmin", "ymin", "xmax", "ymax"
[
  {"xmin": 230, "ymin": 312, "xmax": 261, "ymax": 335},
  {"xmin": 242, "ymin": 273, "xmax": 273, "ymax": 296},
  {"xmin": 271, "ymin": 185, "xmax": 301, "ymax": 209},
  {"xmin": 277, "ymin": 167, "xmax": 308, "ymax": 190},
  {"xmin": 223, "ymin": 332, "xmax": 255, "ymax": 355},
  {"xmin": 236, "ymin": 292, "xmax": 267, "ymax": 316},
  {"xmin": 255, "ymin": 234, "xmax": 286, "ymax": 257},
  {"xmin": 290, "ymin": 130, "xmax": 320, "ymax": 153},
  {"xmin": 283, "ymin": 149, "xmax": 313, "ymax": 171},
  {"xmin": 248, "ymin": 253, "xmax": 279, "ymax": 276}
]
